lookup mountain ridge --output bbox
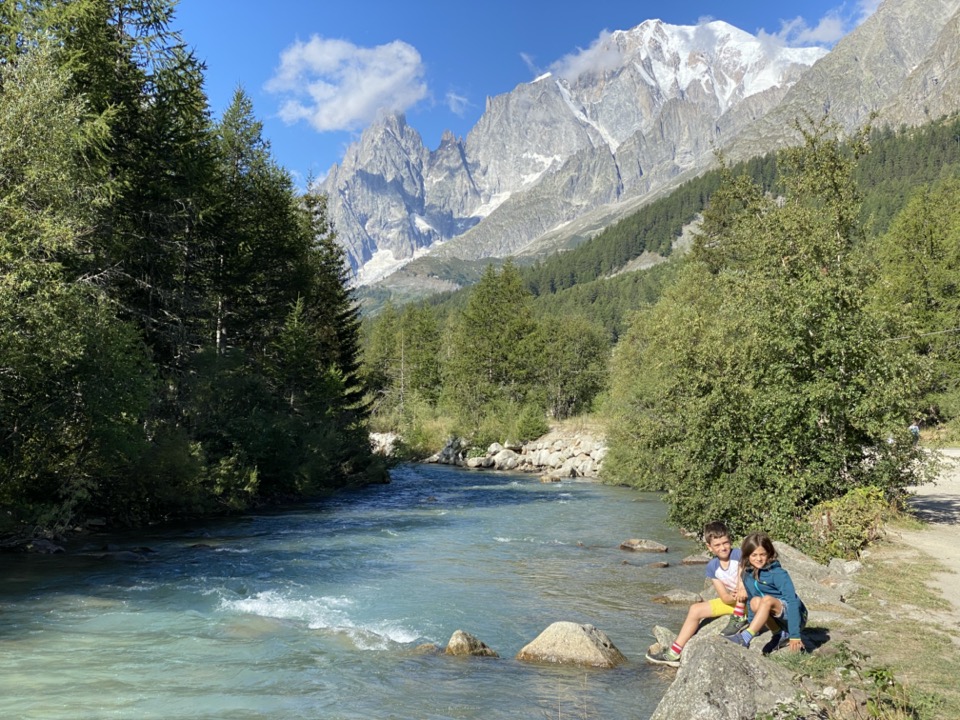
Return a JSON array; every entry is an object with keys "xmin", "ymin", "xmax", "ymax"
[
  {"xmin": 317, "ymin": 0, "xmax": 960, "ymax": 299},
  {"xmin": 317, "ymin": 17, "xmax": 827, "ymax": 286}
]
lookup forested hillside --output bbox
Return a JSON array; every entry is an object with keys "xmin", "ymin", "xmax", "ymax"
[
  {"xmin": 377, "ymin": 116, "xmax": 960, "ymax": 344},
  {"xmin": 362, "ymin": 114, "xmax": 960, "ymax": 553},
  {"xmin": 0, "ymin": 1, "xmax": 383, "ymax": 540}
]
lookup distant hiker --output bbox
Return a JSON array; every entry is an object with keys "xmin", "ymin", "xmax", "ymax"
[
  {"xmin": 725, "ymin": 532, "xmax": 807, "ymax": 653},
  {"xmin": 909, "ymin": 422, "xmax": 921, "ymax": 444},
  {"xmin": 645, "ymin": 521, "xmax": 747, "ymax": 667}
]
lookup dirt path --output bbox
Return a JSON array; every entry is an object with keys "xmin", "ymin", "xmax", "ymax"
[{"xmin": 894, "ymin": 447, "xmax": 960, "ymax": 623}]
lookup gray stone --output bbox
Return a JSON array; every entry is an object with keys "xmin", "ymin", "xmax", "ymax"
[
  {"xmin": 650, "ymin": 634, "xmax": 802, "ymax": 720},
  {"xmin": 651, "ymin": 624, "xmax": 676, "ymax": 651},
  {"xmin": 774, "ymin": 542, "xmax": 847, "ymax": 608},
  {"xmin": 491, "ymin": 448, "xmax": 520, "ymax": 470},
  {"xmin": 465, "ymin": 455, "xmax": 493, "ymax": 469},
  {"xmin": 828, "ymin": 558, "xmax": 864, "ymax": 576},
  {"xmin": 27, "ymin": 538, "xmax": 65, "ymax": 554},
  {"xmin": 516, "ymin": 622, "xmax": 626, "ymax": 668},
  {"xmin": 444, "ymin": 630, "xmax": 498, "ymax": 658},
  {"xmin": 620, "ymin": 538, "xmax": 668, "ymax": 553},
  {"xmin": 652, "ymin": 589, "xmax": 703, "ymax": 605}
]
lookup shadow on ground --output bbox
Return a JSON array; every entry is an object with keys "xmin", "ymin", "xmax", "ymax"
[{"xmin": 909, "ymin": 492, "xmax": 960, "ymax": 524}]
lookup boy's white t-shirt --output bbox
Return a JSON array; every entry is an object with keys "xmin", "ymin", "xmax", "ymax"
[{"xmin": 705, "ymin": 548, "xmax": 742, "ymax": 593}]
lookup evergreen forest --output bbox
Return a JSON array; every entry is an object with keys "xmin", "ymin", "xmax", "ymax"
[{"xmin": 0, "ymin": 1, "xmax": 384, "ymax": 541}]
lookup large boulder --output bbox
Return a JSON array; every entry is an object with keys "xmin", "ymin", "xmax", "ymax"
[
  {"xmin": 444, "ymin": 630, "xmax": 498, "ymax": 657},
  {"xmin": 650, "ymin": 634, "xmax": 804, "ymax": 720},
  {"xmin": 516, "ymin": 622, "xmax": 626, "ymax": 668},
  {"xmin": 491, "ymin": 448, "xmax": 520, "ymax": 470},
  {"xmin": 774, "ymin": 542, "xmax": 852, "ymax": 607}
]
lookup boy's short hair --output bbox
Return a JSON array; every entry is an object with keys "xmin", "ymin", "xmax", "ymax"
[{"xmin": 702, "ymin": 521, "xmax": 730, "ymax": 544}]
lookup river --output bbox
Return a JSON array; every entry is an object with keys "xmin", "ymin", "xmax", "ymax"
[{"xmin": 0, "ymin": 462, "xmax": 705, "ymax": 719}]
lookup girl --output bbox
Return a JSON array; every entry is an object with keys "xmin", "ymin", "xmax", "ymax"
[{"xmin": 726, "ymin": 532, "xmax": 807, "ymax": 652}]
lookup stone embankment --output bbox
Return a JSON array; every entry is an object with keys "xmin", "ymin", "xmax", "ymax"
[{"xmin": 422, "ymin": 430, "xmax": 607, "ymax": 481}]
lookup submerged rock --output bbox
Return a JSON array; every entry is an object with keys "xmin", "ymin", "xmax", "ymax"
[{"xmin": 444, "ymin": 630, "xmax": 498, "ymax": 657}]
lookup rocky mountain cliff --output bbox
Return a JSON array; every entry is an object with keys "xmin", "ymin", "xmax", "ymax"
[
  {"xmin": 316, "ymin": 0, "xmax": 960, "ymax": 293},
  {"xmin": 722, "ymin": 0, "xmax": 960, "ymax": 161}
]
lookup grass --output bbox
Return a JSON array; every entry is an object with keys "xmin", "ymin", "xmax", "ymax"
[{"xmin": 767, "ymin": 530, "xmax": 960, "ymax": 720}]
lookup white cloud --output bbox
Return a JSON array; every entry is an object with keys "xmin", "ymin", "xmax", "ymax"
[
  {"xmin": 856, "ymin": 0, "xmax": 883, "ymax": 23},
  {"xmin": 548, "ymin": 30, "xmax": 624, "ymax": 82},
  {"xmin": 757, "ymin": 0, "xmax": 882, "ymax": 49},
  {"xmin": 265, "ymin": 36, "xmax": 428, "ymax": 132},
  {"xmin": 445, "ymin": 91, "xmax": 469, "ymax": 116},
  {"xmin": 520, "ymin": 52, "xmax": 540, "ymax": 77}
]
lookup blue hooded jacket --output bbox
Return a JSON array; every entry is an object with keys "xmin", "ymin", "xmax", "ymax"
[{"xmin": 743, "ymin": 559, "xmax": 807, "ymax": 639}]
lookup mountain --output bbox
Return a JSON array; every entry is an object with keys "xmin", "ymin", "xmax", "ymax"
[
  {"xmin": 316, "ymin": 0, "xmax": 960, "ymax": 295},
  {"xmin": 317, "ymin": 19, "xmax": 824, "ymax": 284},
  {"xmin": 722, "ymin": 0, "xmax": 960, "ymax": 161}
]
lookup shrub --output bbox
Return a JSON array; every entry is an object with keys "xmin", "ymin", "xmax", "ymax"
[
  {"xmin": 808, "ymin": 486, "xmax": 890, "ymax": 560},
  {"xmin": 513, "ymin": 404, "xmax": 551, "ymax": 443}
]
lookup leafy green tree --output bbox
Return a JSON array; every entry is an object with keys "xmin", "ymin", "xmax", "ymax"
[
  {"xmin": 362, "ymin": 302, "xmax": 442, "ymax": 415},
  {"xmin": 527, "ymin": 317, "xmax": 609, "ymax": 420},
  {"xmin": 1, "ymin": 5, "xmax": 383, "ymax": 533},
  {"xmin": 361, "ymin": 302, "xmax": 402, "ymax": 407},
  {"xmin": 186, "ymin": 98, "xmax": 376, "ymax": 498},
  {"xmin": 871, "ymin": 178, "xmax": 960, "ymax": 422},
  {"xmin": 605, "ymin": 118, "xmax": 930, "ymax": 539},
  {"xmin": 33, "ymin": 0, "xmax": 219, "ymax": 376}
]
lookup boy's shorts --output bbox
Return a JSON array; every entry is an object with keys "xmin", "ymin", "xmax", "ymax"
[
  {"xmin": 771, "ymin": 599, "xmax": 808, "ymax": 633},
  {"xmin": 708, "ymin": 598, "xmax": 735, "ymax": 616}
]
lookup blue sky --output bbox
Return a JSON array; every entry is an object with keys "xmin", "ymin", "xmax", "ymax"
[{"xmin": 173, "ymin": 0, "xmax": 880, "ymax": 186}]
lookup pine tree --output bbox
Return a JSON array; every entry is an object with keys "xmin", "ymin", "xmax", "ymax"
[
  {"xmin": 441, "ymin": 262, "xmax": 540, "ymax": 421},
  {"xmin": 0, "ymin": 40, "xmax": 155, "ymax": 530},
  {"xmin": 872, "ymin": 178, "xmax": 960, "ymax": 422}
]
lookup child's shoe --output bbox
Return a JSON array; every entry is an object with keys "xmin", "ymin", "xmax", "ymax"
[
  {"xmin": 644, "ymin": 647, "xmax": 681, "ymax": 668},
  {"xmin": 762, "ymin": 630, "xmax": 790, "ymax": 655},
  {"xmin": 725, "ymin": 631, "xmax": 751, "ymax": 648},
  {"xmin": 719, "ymin": 616, "xmax": 748, "ymax": 637}
]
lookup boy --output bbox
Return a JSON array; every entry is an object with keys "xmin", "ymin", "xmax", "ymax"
[{"xmin": 645, "ymin": 521, "xmax": 747, "ymax": 667}]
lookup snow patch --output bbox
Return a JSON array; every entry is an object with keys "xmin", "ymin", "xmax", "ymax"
[
  {"xmin": 353, "ymin": 242, "xmax": 443, "ymax": 287},
  {"xmin": 472, "ymin": 192, "xmax": 512, "ymax": 218},
  {"xmin": 555, "ymin": 81, "xmax": 619, "ymax": 151}
]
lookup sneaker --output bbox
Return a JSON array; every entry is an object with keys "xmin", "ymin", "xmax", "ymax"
[
  {"xmin": 645, "ymin": 647, "xmax": 681, "ymax": 668},
  {"xmin": 725, "ymin": 631, "xmax": 751, "ymax": 648},
  {"xmin": 719, "ymin": 616, "xmax": 748, "ymax": 637},
  {"xmin": 762, "ymin": 630, "xmax": 790, "ymax": 655}
]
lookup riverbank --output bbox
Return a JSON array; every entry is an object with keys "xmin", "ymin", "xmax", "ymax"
[
  {"xmin": 645, "ymin": 445, "xmax": 960, "ymax": 719},
  {"xmin": 771, "ymin": 447, "xmax": 960, "ymax": 717}
]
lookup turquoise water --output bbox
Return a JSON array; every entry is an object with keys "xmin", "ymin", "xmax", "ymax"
[{"xmin": 0, "ymin": 463, "xmax": 705, "ymax": 719}]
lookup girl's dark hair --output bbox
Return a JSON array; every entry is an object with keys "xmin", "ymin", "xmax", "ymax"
[{"xmin": 740, "ymin": 532, "xmax": 777, "ymax": 579}]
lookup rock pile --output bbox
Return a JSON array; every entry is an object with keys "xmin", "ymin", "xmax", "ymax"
[{"xmin": 425, "ymin": 430, "xmax": 607, "ymax": 480}]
